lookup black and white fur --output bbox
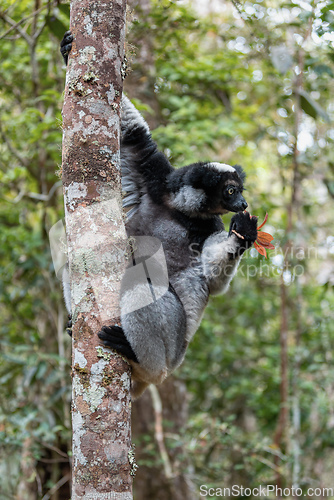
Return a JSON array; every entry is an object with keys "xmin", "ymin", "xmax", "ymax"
[{"xmin": 61, "ymin": 33, "xmax": 258, "ymax": 398}]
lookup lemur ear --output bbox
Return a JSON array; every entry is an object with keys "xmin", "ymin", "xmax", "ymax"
[{"xmin": 233, "ymin": 164, "xmax": 246, "ymax": 183}]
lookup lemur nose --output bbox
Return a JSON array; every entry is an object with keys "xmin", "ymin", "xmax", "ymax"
[{"xmin": 242, "ymin": 201, "xmax": 248, "ymax": 210}]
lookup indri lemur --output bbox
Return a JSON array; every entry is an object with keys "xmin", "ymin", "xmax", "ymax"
[{"xmin": 61, "ymin": 32, "xmax": 258, "ymax": 398}]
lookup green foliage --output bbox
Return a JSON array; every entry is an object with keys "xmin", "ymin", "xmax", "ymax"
[
  {"xmin": 127, "ymin": 0, "xmax": 334, "ymax": 493},
  {"xmin": 0, "ymin": 1, "xmax": 71, "ymax": 496}
]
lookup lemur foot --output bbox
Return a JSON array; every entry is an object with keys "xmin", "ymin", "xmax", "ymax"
[
  {"xmin": 98, "ymin": 325, "xmax": 139, "ymax": 363},
  {"xmin": 66, "ymin": 314, "xmax": 72, "ymax": 337},
  {"xmin": 60, "ymin": 30, "xmax": 73, "ymax": 65},
  {"xmin": 229, "ymin": 211, "xmax": 258, "ymax": 255}
]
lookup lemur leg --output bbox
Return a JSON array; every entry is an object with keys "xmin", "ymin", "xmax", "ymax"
[
  {"xmin": 117, "ymin": 283, "xmax": 187, "ymax": 383},
  {"xmin": 98, "ymin": 325, "xmax": 139, "ymax": 362}
]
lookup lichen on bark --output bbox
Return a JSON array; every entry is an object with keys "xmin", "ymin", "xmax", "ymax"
[{"xmin": 61, "ymin": 0, "xmax": 133, "ymax": 498}]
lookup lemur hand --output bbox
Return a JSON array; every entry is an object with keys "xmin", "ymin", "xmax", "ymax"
[
  {"xmin": 60, "ymin": 30, "xmax": 73, "ymax": 65},
  {"xmin": 229, "ymin": 211, "xmax": 258, "ymax": 255},
  {"xmin": 66, "ymin": 314, "xmax": 72, "ymax": 337}
]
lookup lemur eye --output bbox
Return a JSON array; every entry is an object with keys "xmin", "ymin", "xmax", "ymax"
[{"xmin": 228, "ymin": 187, "xmax": 235, "ymax": 195}]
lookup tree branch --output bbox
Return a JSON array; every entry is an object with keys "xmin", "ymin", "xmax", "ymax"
[
  {"xmin": 5, "ymin": 181, "xmax": 62, "ymax": 204},
  {"xmin": 41, "ymin": 474, "xmax": 71, "ymax": 500},
  {"xmin": 0, "ymin": 4, "xmax": 47, "ymax": 41},
  {"xmin": 0, "ymin": 122, "xmax": 29, "ymax": 168},
  {"xmin": 0, "ymin": 12, "xmax": 33, "ymax": 45},
  {"xmin": 149, "ymin": 385, "xmax": 174, "ymax": 479}
]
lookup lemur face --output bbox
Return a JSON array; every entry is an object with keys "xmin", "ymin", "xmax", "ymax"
[
  {"xmin": 166, "ymin": 161, "xmax": 248, "ymax": 217},
  {"xmin": 219, "ymin": 182, "xmax": 248, "ymax": 213},
  {"xmin": 202, "ymin": 162, "xmax": 247, "ymax": 215}
]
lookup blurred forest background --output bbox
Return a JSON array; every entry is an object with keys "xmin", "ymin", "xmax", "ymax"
[{"xmin": 1, "ymin": 0, "xmax": 334, "ymax": 499}]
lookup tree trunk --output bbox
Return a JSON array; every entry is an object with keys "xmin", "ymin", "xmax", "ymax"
[
  {"xmin": 132, "ymin": 377, "xmax": 196, "ymax": 500},
  {"xmin": 16, "ymin": 437, "xmax": 37, "ymax": 500},
  {"xmin": 61, "ymin": 1, "xmax": 132, "ymax": 498}
]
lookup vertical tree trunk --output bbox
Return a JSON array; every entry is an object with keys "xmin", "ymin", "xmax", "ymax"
[
  {"xmin": 16, "ymin": 437, "xmax": 37, "ymax": 500},
  {"xmin": 61, "ymin": 1, "xmax": 133, "ymax": 498},
  {"xmin": 132, "ymin": 378, "xmax": 196, "ymax": 500},
  {"xmin": 274, "ymin": 33, "xmax": 311, "ymax": 488}
]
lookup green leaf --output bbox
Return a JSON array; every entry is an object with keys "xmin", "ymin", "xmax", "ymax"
[
  {"xmin": 45, "ymin": 15, "xmax": 68, "ymax": 40},
  {"xmin": 57, "ymin": 4, "xmax": 70, "ymax": 18},
  {"xmin": 313, "ymin": 64, "xmax": 334, "ymax": 77},
  {"xmin": 299, "ymin": 89, "xmax": 331, "ymax": 122}
]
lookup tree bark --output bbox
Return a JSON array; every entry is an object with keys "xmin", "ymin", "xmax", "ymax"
[{"xmin": 61, "ymin": 1, "xmax": 132, "ymax": 498}]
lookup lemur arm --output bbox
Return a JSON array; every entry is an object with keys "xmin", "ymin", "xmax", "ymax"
[
  {"xmin": 60, "ymin": 31, "xmax": 73, "ymax": 66},
  {"xmin": 121, "ymin": 97, "xmax": 174, "ymax": 204},
  {"xmin": 202, "ymin": 231, "xmax": 241, "ymax": 295},
  {"xmin": 202, "ymin": 211, "xmax": 257, "ymax": 295}
]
